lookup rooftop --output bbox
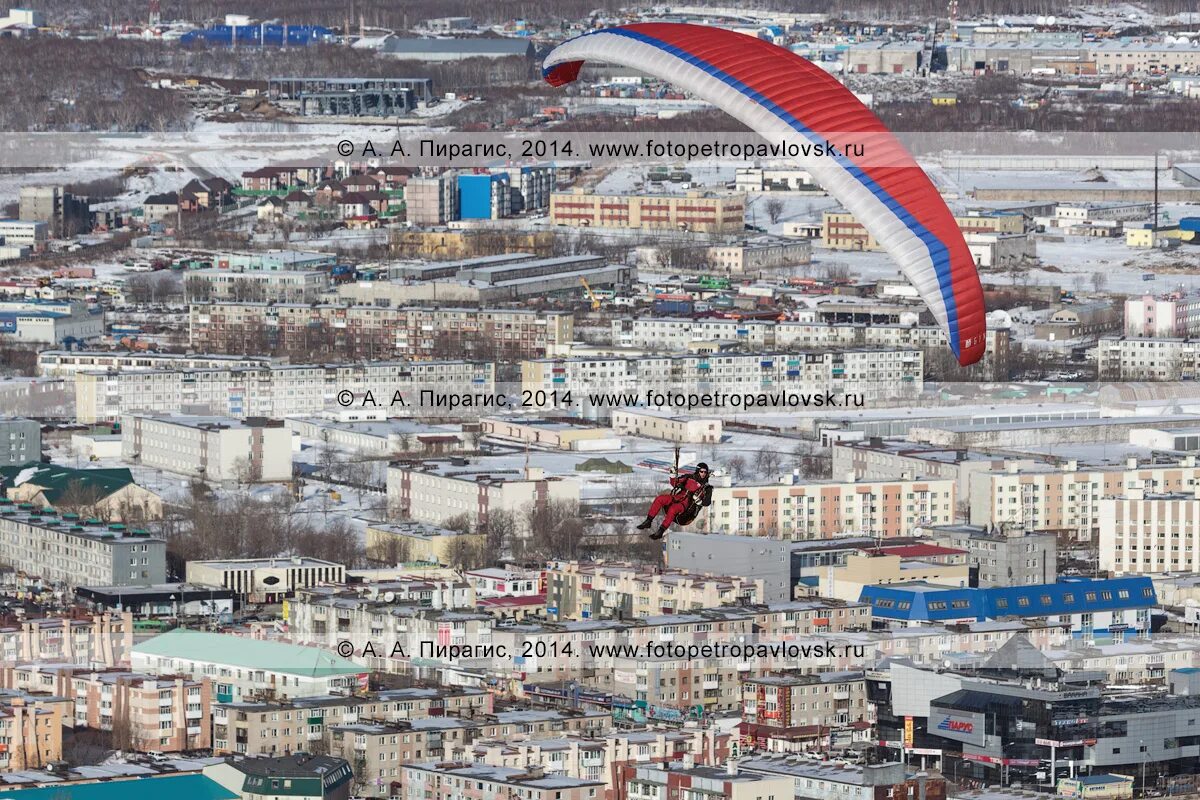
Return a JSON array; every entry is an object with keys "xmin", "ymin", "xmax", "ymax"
[{"xmin": 133, "ymin": 630, "xmax": 362, "ymax": 678}]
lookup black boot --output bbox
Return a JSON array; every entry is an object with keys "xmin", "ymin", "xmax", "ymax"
[
  {"xmin": 636, "ymin": 517, "xmax": 654, "ymax": 530},
  {"xmin": 650, "ymin": 525, "xmax": 668, "ymax": 540}
]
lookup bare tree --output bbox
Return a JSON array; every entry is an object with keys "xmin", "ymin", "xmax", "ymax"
[{"xmin": 765, "ymin": 197, "xmax": 785, "ymax": 225}]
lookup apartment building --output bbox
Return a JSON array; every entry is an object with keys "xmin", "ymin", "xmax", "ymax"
[
  {"xmin": 458, "ymin": 729, "xmax": 731, "ymax": 800},
  {"xmin": 121, "ymin": 413, "xmax": 292, "ymax": 482},
  {"xmin": 738, "ymin": 759, "xmax": 931, "ymax": 800},
  {"xmin": 741, "ymin": 672, "xmax": 871, "ymax": 746},
  {"xmin": 212, "ymin": 686, "xmax": 493, "ymax": 756},
  {"xmin": 186, "ymin": 557, "xmax": 345, "ymax": 603},
  {"xmin": 131, "ymin": 630, "xmax": 365, "ymax": 702},
  {"xmin": 0, "ymin": 417, "xmax": 40, "ymax": 467},
  {"xmin": 969, "ymin": 458, "xmax": 1200, "ymax": 542},
  {"xmin": 1099, "ymin": 486, "xmax": 1200, "ymax": 575},
  {"xmin": 544, "ymin": 561, "xmax": 763, "ymax": 621},
  {"xmin": 624, "ymin": 761, "xmax": 794, "ymax": 800},
  {"xmin": 405, "ymin": 175, "xmax": 458, "ymax": 225},
  {"xmin": 821, "ymin": 552, "xmax": 970, "ymax": 602},
  {"xmin": 0, "ymin": 693, "xmax": 66, "ymax": 772},
  {"xmin": 386, "ymin": 464, "xmax": 580, "ymax": 536},
  {"xmin": 522, "ymin": 349, "xmax": 924, "ymax": 417},
  {"xmin": 67, "ymin": 671, "xmax": 210, "ymax": 752},
  {"xmin": 610, "ymin": 319, "xmax": 1010, "ymax": 381},
  {"xmin": 365, "ymin": 521, "xmax": 486, "ymax": 566},
  {"xmin": 1123, "ymin": 293, "xmax": 1200, "ymax": 338},
  {"xmin": 463, "ymin": 566, "xmax": 542, "ymax": 598},
  {"xmin": 285, "ymin": 593, "xmax": 494, "ymax": 676},
  {"xmin": 551, "ymin": 189, "xmax": 745, "ymax": 234},
  {"xmin": 184, "ymin": 268, "xmax": 329, "ymax": 303},
  {"xmin": 189, "ymin": 303, "xmax": 572, "ymax": 361},
  {"xmin": 37, "ymin": 349, "xmax": 272, "ymax": 377},
  {"xmin": 706, "ymin": 240, "xmax": 812, "ymax": 274},
  {"xmin": 832, "ymin": 438, "xmax": 1039, "ymax": 501},
  {"xmin": 0, "ymin": 612, "xmax": 131, "ymax": 668},
  {"xmin": 928, "ymin": 524, "xmax": 1057, "ymax": 588},
  {"xmin": 401, "ymin": 763, "xmax": 604, "ymax": 800},
  {"xmin": 1097, "ymin": 336, "xmax": 1200, "ymax": 380},
  {"xmin": 0, "ymin": 502, "xmax": 165, "ymax": 587},
  {"xmin": 75, "ymin": 360, "xmax": 494, "ymax": 423},
  {"xmin": 704, "ymin": 473, "xmax": 956, "ymax": 538},
  {"xmin": 329, "ymin": 718, "xmax": 484, "ymax": 795},
  {"xmin": 822, "ymin": 209, "xmax": 1024, "ymax": 250}
]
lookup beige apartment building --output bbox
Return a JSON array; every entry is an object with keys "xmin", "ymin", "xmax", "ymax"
[
  {"xmin": 543, "ymin": 561, "xmax": 764, "ymax": 621},
  {"xmin": 402, "ymin": 762, "xmax": 604, "ymax": 800},
  {"xmin": 212, "ymin": 687, "xmax": 493, "ymax": 756},
  {"xmin": 121, "ymin": 413, "xmax": 292, "ymax": 483},
  {"xmin": 704, "ymin": 474, "xmax": 956, "ymax": 538},
  {"xmin": 1100, "ymin": 486, "xmax": 1200, "ymax": 575},
  {"xmin": 457, "ymin": 730, "xmax": 730, "ymax": 800},
  {"xmin": 0, "ymin": 694, "xmax": 67, "ymax": 772},
  {"xmin": 0, "ymin": 612, "xmax": 132, "ymax": 668},
  {"xmin": 365, "ymin": 521, "xmax": 486, "ymax": 566},
  {"xmin": 188, "ymin": 303, "xmax": 572, "ymax": 362},
  {"xmin": 386, "ymin": 464, "xmax": 580, "ymax": 536},
  {"xmin": 822, "ymin": 209, "xmax": 1024, "ymax": 250},
  {"xmin": 550, "ymin": 189, "xmax": 745, "ymax": 234},
  {"xmin": 741, "ymin": 671, "xmax": 871, "ymax": 734},
  {"xmin": 404, "ymin": 175, "xmax": 458, "ymax": 225},
  {"xmin": 820, "ymin": 552, "xmax": 970, "ymax": 602},
  {"xmin": 328, "ymin": 718, "xmax": 481, "ymax": 795},
  {"xmin": 969, "ymin": 457, "xmax": 1200, "ymax": 542}
]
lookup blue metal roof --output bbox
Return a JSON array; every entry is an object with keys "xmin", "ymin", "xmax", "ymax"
[
  {"xmin": 4, "ymin": 774, "xmax": 236, "ymax": 800},
  {"xmin": 859, "ymin": 577, "xmax": 1156, "ymax": 622}
]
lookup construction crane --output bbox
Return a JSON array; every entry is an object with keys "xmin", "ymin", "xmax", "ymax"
[{"xmin": 579, "ymin": 276, "xmax": 600, "ymax": 311}]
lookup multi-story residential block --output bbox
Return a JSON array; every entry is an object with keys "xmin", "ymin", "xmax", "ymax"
[
  {"xmin": 212, "ymin": 686, "xmax": 493, "ymax": 756},
  {"xmin": 1099, "ymin": 486, "xmax": 1200, "ymax": 575},
  {"xmin": 75, "ymin": 360, "xmax": 494, "ymax": 424},
  {"xmin": 610, "ymin": 319, "xmax": 1010, "ymax": 381},
  {"xmin": 0, "ymin": 418, "xmax": 40, "ymax": 467},
  {"xmin": 739, "ymin": 758, "xmax": 938, "ymax": 800},
  {"xmin": 551, "ymin": 189, "xmax": 745, "ymax": 233},
  {"xmin": 121, "ymin": 413, "xmax": 292, "ymax": 482},
  {"xmin": 184, "ymin": 268, "xmax": 329, "ymax": 303},
  {"xmin": 0, "ymin": 501, "xmax": 165, "ymax": 587},
  {"xmin": 1097, "ymin": 336, "xmax": 1200, "ymax": 380},
  {"xmin": 189, "ymin": 303, "xmax": 572, "ymax": 361},
  {"xmin": 522, "ymin": 350, "xmax": 924, "ymax": 418},
  {"xmin": 365, "ymin": 521, "xmax": 486, "ymax": 566},
  {"xmin": 703, "ymin": 474, "xmax": 956, "ymax": 538},
  {"xmin": 458, "ymin": 729, "xmax": 731, "ymax": 800},
  {"xmin": 822, "ymin": 209, "xmax": 1024, "ymax": 250},
  {"xmin": 968, "ymin": 457, "xmax": 1200, "ymax": 542},
  {"xmin": 927, "ymin": 524, "xmax": 1057, "ymax": 587},
  {"xmin": 832, "ymin": 438, "xmax": 1040, "ymax": 501},
  {"xmin": 543, "ymin": 561, "xmax": 763, "ymax": 621},
  {"xmin": 0, "ymin": 612, "xmax": 131, "ymax": 668},
  {"xmin": 624, "ymin": 761, "xmax": 794, "ymax": 800},
  {"xmin": 404, "ymin": 175, "xmax": 459, "ymax": 225},
  {"xmin": 0, "ymin": 692, "xmax": 67, "ymax": 772},
  {"xmin": 402, "ymin": 762, "xmax": 604, "ymax": 800},
  {"xmin": 1124, "ymin": 293, "xmax": 1200, "ymax": 338},
  {"xmin": 386, "ymin": 464, "xmax": 579, "ymax": 536},
  {"xmin": 55, "ymin": 670, "xmax": 210, "ymax": 752},
  {"xmin": 741, "ymin": 672, "xmax": 871, "ymax": 748},
  {"xmin": 463, "ymin": 566, "xmax": 542, "ymax": 598},
  {"xmin": 186, "ymin": 557, "xmax": 345, "ymax": 603},
  {"xmin": 37, "ymin": 349, "xmax": 273, "ymax": 377},
  {"xmin": 705, "ymin": 240, "xmax": 812, "ymax": 274},
  {"xmin": 131, "ymin": 630, "xmax": 365, "ymax": 702}
]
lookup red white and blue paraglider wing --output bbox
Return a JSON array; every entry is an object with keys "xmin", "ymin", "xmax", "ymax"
[{"xmin": 544, "ymin": 23, "xmax": 986, "ymax": 367}]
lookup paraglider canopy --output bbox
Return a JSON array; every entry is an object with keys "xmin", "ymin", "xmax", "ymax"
[{"xmin": 544, "ymin": 23, "xmax": 987, "ymax": 367}]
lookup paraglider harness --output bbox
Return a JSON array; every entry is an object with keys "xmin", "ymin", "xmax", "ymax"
[{"xmin": 671, "ymin": 447, "xmax": 713, "ymax": 527}]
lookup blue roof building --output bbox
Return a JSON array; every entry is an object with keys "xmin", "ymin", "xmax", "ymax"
[{"xmin": 859, "ymin": 576, "xmax": 1155, "ymax": 640}]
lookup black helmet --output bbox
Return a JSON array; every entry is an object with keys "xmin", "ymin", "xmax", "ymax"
[{"xmin": 694, "ymin": 462, "xmax": 710, "ymax": 480}]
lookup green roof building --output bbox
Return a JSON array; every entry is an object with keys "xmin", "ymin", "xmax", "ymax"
[{"xmin": 132, "ymin": 630, "xmax": 365, "ymax": 704}]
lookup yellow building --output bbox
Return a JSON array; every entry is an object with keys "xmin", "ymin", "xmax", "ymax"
[
  {"xmin": 932, "ymin": 92, "xmax": 958, "ymax": 106},
  {"xmin": 1126, "ymin": 224, "xmax": 1180, "ymax": 248},
  {"xmin": 821, "ymin": 552, "xmax": 970, "ymax": 602},
  {"xmin": 822, "ymin": 209, "xmax": 1024, "ymax": 250},
  {"xmin": 478, "ymin": 417, "xmax": 618, "ymax": 451},
  {"xmin": 550, "ymin": 189, "xmax": 745, "ymax": 233},
  {"xmin": 366, "ymin": 521, "xmax": 486, "ymax": 565}
]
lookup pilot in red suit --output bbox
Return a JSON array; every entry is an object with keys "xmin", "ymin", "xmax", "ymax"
[{"xmin": 636, "ymin": 462, "xmax": 710, "ymax": 540}]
